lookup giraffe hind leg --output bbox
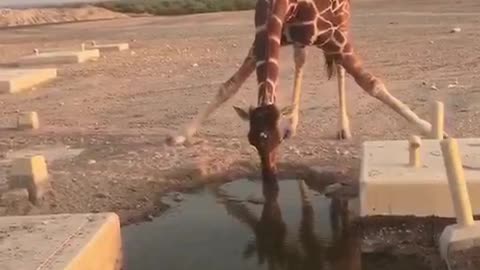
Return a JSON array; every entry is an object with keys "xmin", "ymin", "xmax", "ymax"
[
  {"xmin": 323, "ymin": 52, "xmax": 352, "ymax": 140},
  {"xmin": 335, "ymin": 64, "xmax": 352, "ymax": 140},
  {"xmin": 282, "ymin": 45, "xmax": 307, "ymax": 139},
  {"xmin": 166, "ymin": 46, "xmax": 256, "ymax": 145},
  {"xmin": 338, "ymin": 46, "xmax": 433, "ymax": 137}
]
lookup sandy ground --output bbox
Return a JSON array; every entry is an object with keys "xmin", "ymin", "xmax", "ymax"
[
  {"xmin": 0, "ymin": 0, "xmax": 479, "ymax": 230},
  {"xmin": 0, "ymin": 5, "xmax": 128, "ymax": 27}
]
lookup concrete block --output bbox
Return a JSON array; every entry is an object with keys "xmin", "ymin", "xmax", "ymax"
[
  {"xmin": 87, "ymin": 41, "xmax": 129, "ymax": 52},
  {"xmin": 440, "ymin": 222, "xmax": 480, "ymax": 269},
  {"xmin": 17, "ymin": 111, "xmax": 39, "ymax": 130},
  {"xmin": 0, "ymin": 213, "xmax": 123, "ymax": 270},
  {"xmin": 359, "ymin": 138, "xmax": 480, "ymax": 217},
  {"xmin": 8, "ymin": 155, "xmax": 49, "ymax": 204},
  {"xmin": 17, "ymin": 49, "xmax": 100, "ymax": 66},
  {"xmin": 0, "ymin": 68, "xmax": 57, "ymax": 94}
]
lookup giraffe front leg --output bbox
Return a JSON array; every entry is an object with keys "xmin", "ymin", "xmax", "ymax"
[
  {"xmin": 340, "ymin": 48, "xmax": 433, "ymax": 137},
  {"xmin": 283, "ymin": 46, "xmax": 307, "ymax": 139},
  {"xmin": 336, "ymin": 64, "xmax": 352, "ymax": 140},
  {"xmin": 297, "ymin": 179, "xmax": 311, "ymax": 207},
  {"xmin": 166, "ymin": 46, "xmax": 256, "ymax": 145}
]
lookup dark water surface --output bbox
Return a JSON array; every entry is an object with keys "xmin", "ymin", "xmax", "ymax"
[{"xmin": 122, "ymin": 179, "xmax": 431, "ymax": 270}]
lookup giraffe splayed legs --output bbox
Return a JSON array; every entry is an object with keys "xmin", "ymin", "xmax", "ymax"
[{"xmin": 168, "ymin": 0, "xmax": 441, "ymax": 184}]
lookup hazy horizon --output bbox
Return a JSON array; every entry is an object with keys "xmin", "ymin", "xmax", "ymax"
[{"xmin": 0, "ymin": 0, "xmax": 112, "ymax": 8}]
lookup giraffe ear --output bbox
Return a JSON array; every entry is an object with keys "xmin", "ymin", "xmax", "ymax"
[
  {"xmin": 233, "ymin": 106, "xmax": 251, "ymax": 121},
  {"xmin": 280, "ymin": 105, "xmax": 295, "ymax": 118}
]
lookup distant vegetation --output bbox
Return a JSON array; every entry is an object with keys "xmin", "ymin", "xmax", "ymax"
[{"xmin": 95, "ymin": 0, "xmax": 256, "ymax": 16}]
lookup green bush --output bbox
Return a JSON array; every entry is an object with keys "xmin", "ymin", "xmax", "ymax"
[{"xmin": 95, "ymin": 0, "xmax": 257, "ymax": 16}]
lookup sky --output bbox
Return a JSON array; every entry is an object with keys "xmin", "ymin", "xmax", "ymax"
[{"xmin": 0, "ymin": 0, "xmax": 112, "ymax": 8}]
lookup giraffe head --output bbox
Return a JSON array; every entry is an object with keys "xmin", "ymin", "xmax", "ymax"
[{"xmin": 233, "ymin": 104, "xmax": 294, "ymax": 178}]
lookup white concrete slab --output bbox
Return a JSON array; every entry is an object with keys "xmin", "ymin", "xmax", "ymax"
[
  {"xmin": 359, "ymin": 138, "xmax": 480, "ymax": 217},
  {"xmin": 88, "ymin": 43, "xmax": 129, "ymax": 52},
  {"xmin": 17, "ymin": 49, "xmax": 100, "ymax": 66},
  {"xmin": 0, "ymin": 213, "xmax": 122, "ymax": 270},
  {"xmin": 0, "ymin": 68, "xmax": 57, "ymax": 94}
]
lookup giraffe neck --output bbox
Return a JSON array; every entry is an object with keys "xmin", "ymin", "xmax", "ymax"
[{"xmin": 254, "ymin": 0, "xmax": 292, "ymax": 106}]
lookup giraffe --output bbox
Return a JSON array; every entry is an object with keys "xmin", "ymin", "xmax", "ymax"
[{"xmin": 168, "ymin": 0, "xmax": 439, "ymax": 180}]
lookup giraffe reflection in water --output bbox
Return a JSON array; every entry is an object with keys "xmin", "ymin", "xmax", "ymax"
[{"xmin": 216, "ymin": 179, "xmax": 361, "ymax": 270}]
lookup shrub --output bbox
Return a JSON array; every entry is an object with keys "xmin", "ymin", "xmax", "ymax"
[{"xmin": 95, "ymin": 0, "xmax": 257, "ymax": 16}]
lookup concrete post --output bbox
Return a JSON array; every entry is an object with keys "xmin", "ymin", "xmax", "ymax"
[
  {"xmin": 432, "ymin": 101, "xmax": 445, "ymax": 139},
  {"xmin": 440, "ymin": 138, "xmax": 474, "ymax": 227},
  {"xmin": 409, "ymin": 135, "xmax": 421, "ymax": 167}
]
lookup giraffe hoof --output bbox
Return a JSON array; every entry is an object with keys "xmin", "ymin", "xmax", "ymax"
[
  {"xmin": 166, "ymin": 134, "xmax": 187, "ymax": 146},
  {"xmin": 337, "ymin": 129, "xmax": 352, "ymax": 140}
]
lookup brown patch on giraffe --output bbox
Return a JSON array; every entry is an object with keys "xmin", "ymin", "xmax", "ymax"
[
  {"xmin": 316, "ymin": 15, "xmax": 334, "ymax": 30},
  {"xmin": 268, "ymin": 17, "xmax": 284, "ymax": 34},
  {"xmin": 333, "ymin": 30, "xmax": 347, "ymax": 47},
  {"xmin": 322, "ymin": 38, "xmax": 343, "ymax": 53},
  {"xmin": 288, "ymin": 24, "xmax": 317, "ymax": 45},
  {"xmin": 314, "ymin": 29, "xmax": 334, "ymax": 46},
  {"xmin": 267, "ymin": 62, "xmax": 279, "ymax": 82},
  {"xmin": 256, "ymin": 63, "xmax": 267, "ymax": 84},
  {"xmin": 294, "ymin": 1, "xmax": 318, "ymax": 21},
  {"xmin": 254, "ymin": 0, "xmax": 269, "ymax": 25}
]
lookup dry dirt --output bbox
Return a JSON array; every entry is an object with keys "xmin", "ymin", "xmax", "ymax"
[
  {"xmin": 0, "ymin": 5, "xmax": 129, "ymax": 28},
  {"xmin": 0, "ymin": 0, "xmax": 479, "ymax": 232}
]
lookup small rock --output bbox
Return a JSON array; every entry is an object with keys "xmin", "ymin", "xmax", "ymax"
[
  {"xmin": 87, "ymin": 159, "xmax": 96, "ymax": 165},
  {"xmin": 146, "ymin": 214, "xmax": 154, "ymax": 221},
  {"xmin": 450, "ymin": 27, "xmax": 461, "ymax": 33},
  {"xmin": 173, "ymin": 193, "xmax": 183, "ymax": 202},
  {"xmin": 130, "ymin": 51, "xmax": 136, "ymax": 56},
  {"xmin": 41, "ymin": 221, "xmax": 49, "ymax": 225},
  {"xmin": 429, "ymin": 40, "xmax": 434, "ymax": 44},
  {"xmin": 430, "ymin": 84, "xmax": 439, "ymax": 91},
  {"xmin": 247, "ymin": 195, "xmax": 265, "ymax": 205},
  {"xmin": 94, "ymin": 192, "xmax": 109, "ymax": 199},
  {"xmin": 192, "ymin": 63, "xmax": 199, "ymax": 67}
]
